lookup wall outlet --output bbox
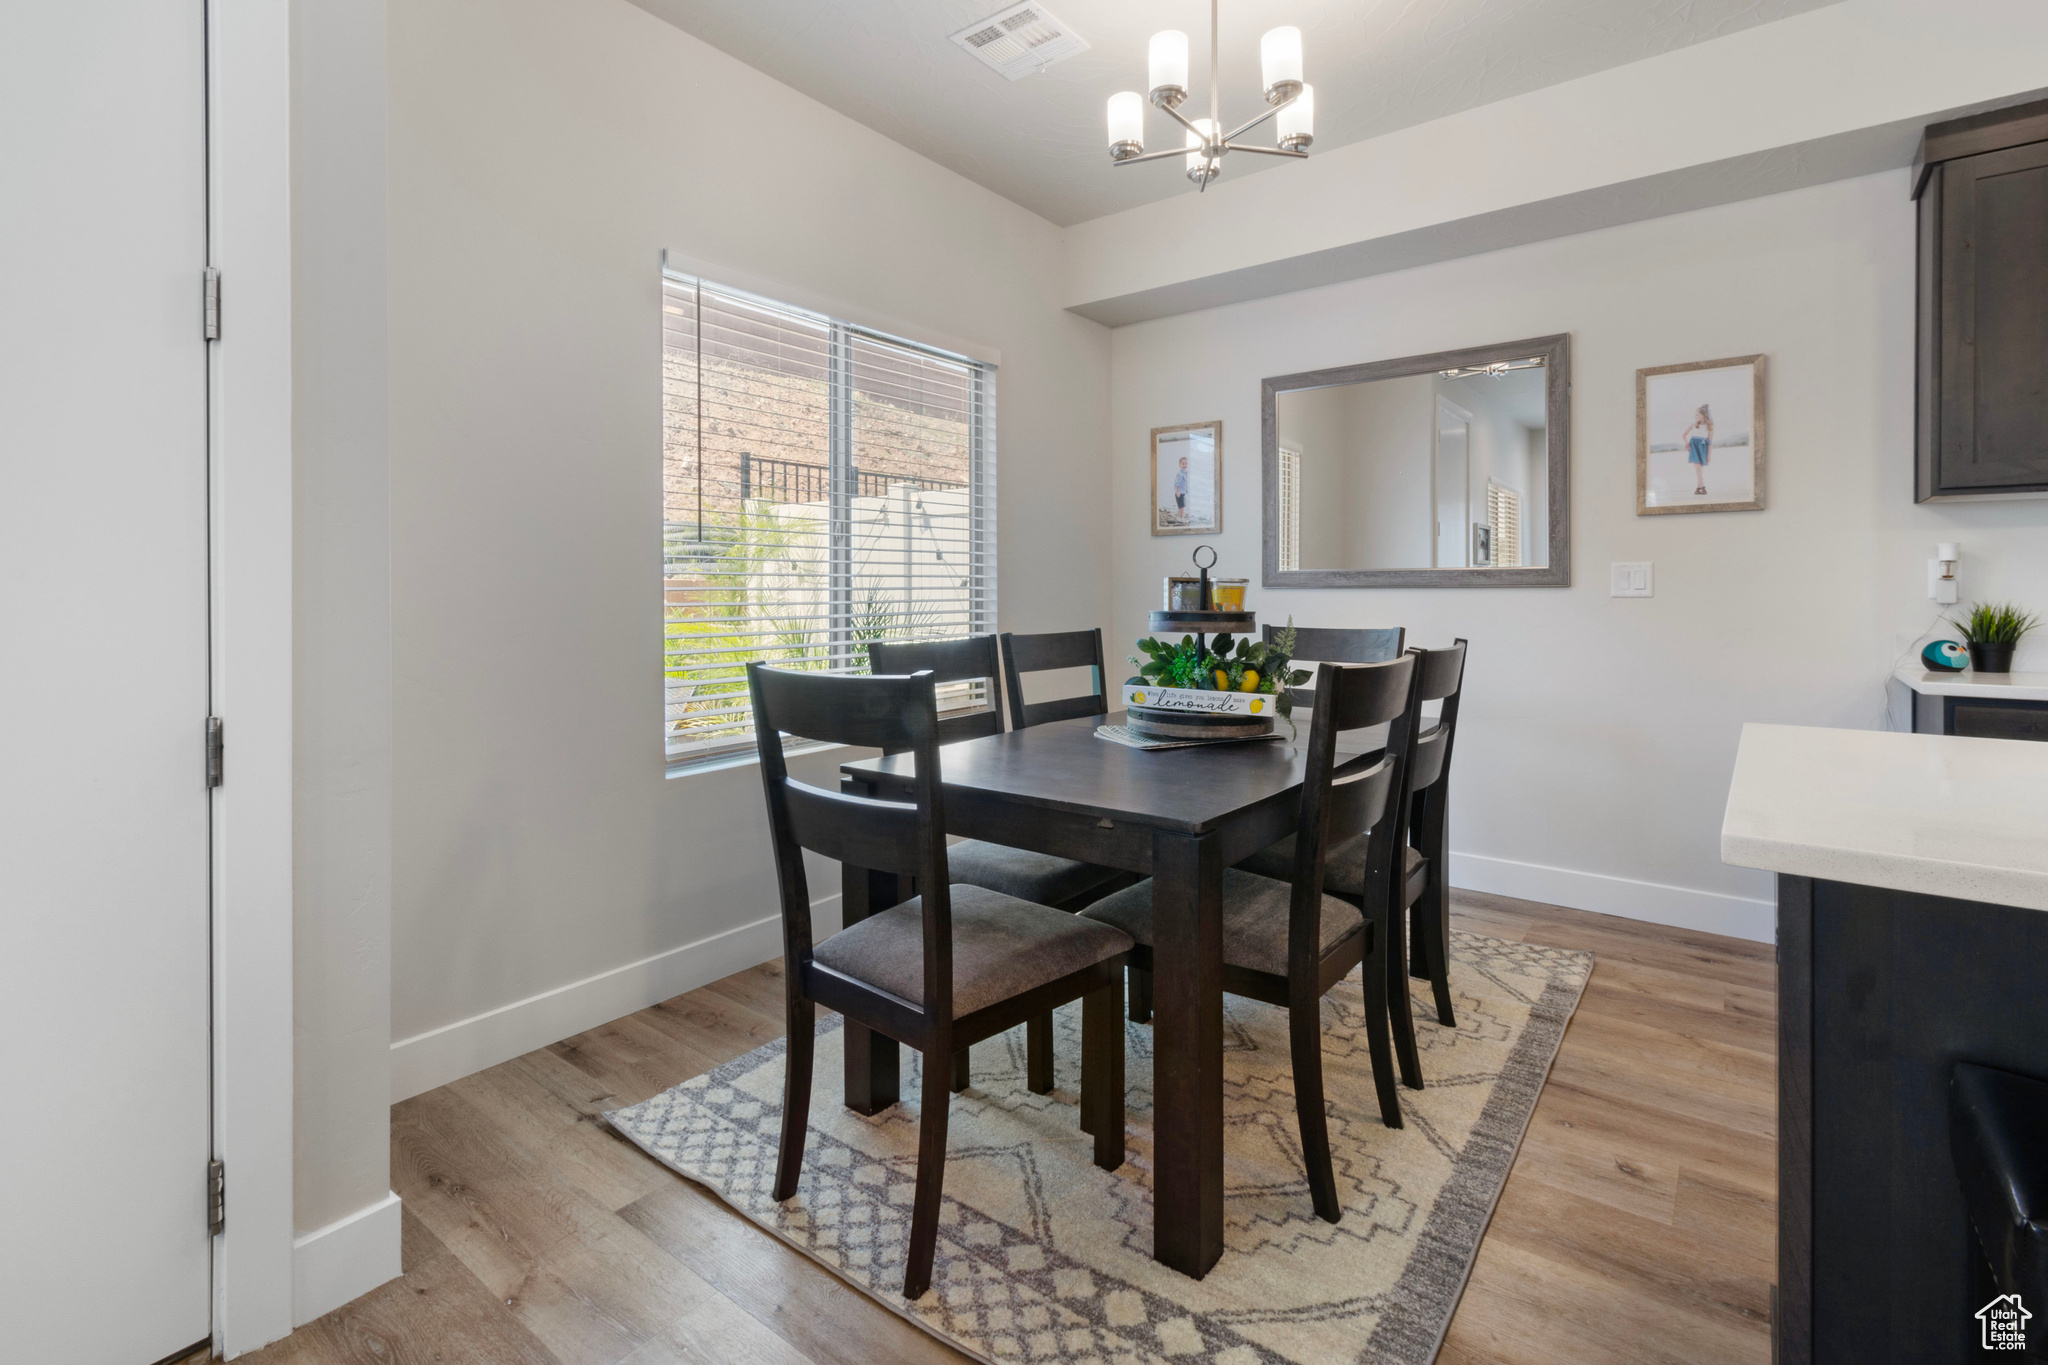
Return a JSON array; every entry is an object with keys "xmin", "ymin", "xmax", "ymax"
[{"xmin": 1610, "ymin": 562, "xmax": 1653, "ymax": 597}]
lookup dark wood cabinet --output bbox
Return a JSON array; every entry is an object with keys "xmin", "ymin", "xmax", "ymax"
[{"xmin": 1915, "ymin": 99, "xmax": 2048, "ymax": 502}]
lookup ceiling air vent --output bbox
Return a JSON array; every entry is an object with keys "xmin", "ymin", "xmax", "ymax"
[{"xmin": 949, "ymin": 3, "xmax": 1089, "ymax": 81}]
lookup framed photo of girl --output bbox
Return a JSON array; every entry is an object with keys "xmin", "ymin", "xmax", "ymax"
[
  {"xmin": 1151, "ymin": 420, "xmax": 1223, "ymax": 536},
  {"xmin": 1636, "ymin": 355, "xmax": 1766, "ymax": 514}
]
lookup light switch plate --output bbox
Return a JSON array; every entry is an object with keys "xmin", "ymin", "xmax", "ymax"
[{"xmin": 1610, "ymin": 562, "xmax": 1653, "ymax": 597}]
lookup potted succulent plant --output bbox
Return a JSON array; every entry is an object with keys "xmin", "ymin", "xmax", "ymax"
[{"xmin": 1951, "ymin": 601, "xmax": 2039, "ymax": 674}]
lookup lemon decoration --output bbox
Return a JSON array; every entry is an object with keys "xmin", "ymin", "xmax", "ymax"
[
  {"xmin": 1248, "ymin": 697, "xmax": 1264, "ymax": 713},
  {"xmin": 1213, "ymin": 669, "xmax": 1230, "ymax": 690},
  {"xmin": 1130, "ymin": 691, "xmax": 1145, "ymax": 704},
  {"xmin": 1238, "ymin": 669, "xmax": 1260, "ymax": 692}
]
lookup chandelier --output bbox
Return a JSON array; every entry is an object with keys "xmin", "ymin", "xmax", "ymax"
[{"xmin": 1105, "ymin": 1, "xmax": 1314, "ymax": 189}]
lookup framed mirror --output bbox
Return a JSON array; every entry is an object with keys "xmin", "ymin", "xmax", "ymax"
[{"xmin": 1262, "ymin": 334, "xmax": 1570, "ymax": 587}]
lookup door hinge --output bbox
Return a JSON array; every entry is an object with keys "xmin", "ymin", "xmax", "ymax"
[
  {"xmin": 202, "ymin": 267, "xmax": 220, "ymax": 341},
  {"xmin": 205, "ymin": 716, "xmax": 224, "ymax": 788},
  {"xmin": 208, "ymin": 1159, "xmax": 226, "ymax": 1235}
]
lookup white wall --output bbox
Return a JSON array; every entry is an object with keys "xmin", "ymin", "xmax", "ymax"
[
  {"xmin": 1110, "ymin": 170, "xmax": 2048, "ymax": 942},
  {"xmin": 385, "ymin": 0, "xmax": 1111, "ymax": 1096}
]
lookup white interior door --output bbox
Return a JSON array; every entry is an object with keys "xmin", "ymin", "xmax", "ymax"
[{"xmin": 0, "ymin": 1, "xmax": 214, "ymax": 1360}]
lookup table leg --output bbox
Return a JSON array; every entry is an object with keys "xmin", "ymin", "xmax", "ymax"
[
  {"xmin": 840, "ymin": 861, "xmax": 904, "ymax": 1114},
  {"xmin": 1149, "ymin": 828, "xmax": 1224, "ymax": 1278}
]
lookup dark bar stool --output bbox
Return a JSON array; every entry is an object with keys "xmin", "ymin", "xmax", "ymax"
[
  {"xmin": 1951, "ymin": 1061, "xmax": 2048, "ymax": 1346},
  {"xmin": 747, "ymin": 663, "xmax": 1132, "ymax": 1299},
  {"xmin": 867, "ymin": 636, "xmax": 1137, "ymax": 1093}
]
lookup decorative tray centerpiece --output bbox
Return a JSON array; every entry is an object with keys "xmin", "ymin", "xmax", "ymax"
[{"xmin": 1119, "ymin": 546, "xmax": 1309, "ymax": 744}]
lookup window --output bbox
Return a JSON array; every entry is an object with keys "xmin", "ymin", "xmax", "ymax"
[
  {"xmin": 1486, "ymin": 480, "xmax": 1522, "ymax": 568},
  {"xmin": 1276, "ymin": 445, "xmax": 1302, "ymax": 572},
  {"xmin": 661, "ymin": 272, "xmax": 996, "ymax": 766}
]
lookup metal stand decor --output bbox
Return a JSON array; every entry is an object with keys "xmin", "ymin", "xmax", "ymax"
[{"xmin": 1126, "ymin": 546, "xmax": 1274, "ymax": 742}]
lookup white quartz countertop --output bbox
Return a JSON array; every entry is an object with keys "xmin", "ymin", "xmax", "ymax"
[
  {"xmin": 1894, "ymin": 663, "xmax": 2048, "ymax": 701},
  {"xmin": 1721, "ymin": 723, "xmax": 2048, "ymax": 911}
]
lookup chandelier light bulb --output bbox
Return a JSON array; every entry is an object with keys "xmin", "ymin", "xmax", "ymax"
[
  {"xmin": 1277, "ymin": 83, "xmax": 1314, "ymax": 151},
  {"xmin": 1261, "ymin": 26, "xmax": 1303, "ymax": 103},
  {"xmin": 1107, "ymin": 91, "xmax": 1145, "ymax": 159},
  {"xmin": 1148, "ymin": 30, "xmax": 1189, "ymax": 107},
  {"xmin": 1185, "ymin": 118, "xmax": 1218, "ymax": 183}
]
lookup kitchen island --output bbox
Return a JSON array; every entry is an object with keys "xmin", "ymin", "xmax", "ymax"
[{"xmin": 1723, "ymin": 723, "xmax": 2048, "ymax": 1363}]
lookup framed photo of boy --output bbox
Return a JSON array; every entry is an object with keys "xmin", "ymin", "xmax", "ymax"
[
  {"xmin": 1151, "ymin": 420, "xmax": 1223, "ymax": 536},
  {"xmin": 1636, "ymin": 355, "xmax": 1766, "ymax": 514}
]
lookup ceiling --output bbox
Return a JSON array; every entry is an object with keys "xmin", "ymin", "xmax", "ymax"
[{"xmin": 628, "ymin": 0, "xmax": 1844, "ymax": 227}]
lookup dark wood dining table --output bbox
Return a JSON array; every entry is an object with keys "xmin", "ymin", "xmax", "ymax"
[{"xmin": 839, "ymin": 710, "xmax": 1355, "ymax": 1280}]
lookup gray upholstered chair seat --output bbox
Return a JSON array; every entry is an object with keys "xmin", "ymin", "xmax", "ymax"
[
  {"xmin": 945, "ymin": 840, "xmax": 1127, "ymax": 908},
  {"xmin": 812, "ymin": 884, "xmax": 1133, "ymax": 1018},
  {"xmin": 1236, "ymin": 834, "xmax": 1424, "ymax": 899},
  {"xmin": 1080, "ymin": 869, "xmax": 1365, "ymax": 978}
]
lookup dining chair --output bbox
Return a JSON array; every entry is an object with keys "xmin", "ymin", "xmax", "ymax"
[
  {"xmin": 998, "ymin": 627, "xmax": 1109, "ymax": 731},
  {"xmin": 1123, "ymin": 623, "xmax": 1411, "ymax": 1027},
  {"xmin": 1399, "ymin": 640, "xmax": 1469, "ymax": 1030},
  {"xmin": 866, "ymin": 636, "xmax": 1138, "ymax": 1094},
  {"xmin": 748, "ymin": 663, "xmax": 1132, "ymax": 1299},
  {"xmin": 1264, "ymin": 625, "xmax": 1406, "ymax": 710},
  {"xmin": 1081, "ymin": 654, "xmax": 1420, "ymax": 1223}
]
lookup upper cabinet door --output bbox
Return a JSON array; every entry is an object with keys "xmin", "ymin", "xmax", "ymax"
[
  {"xmin": 1942, "ymin": 142, "xmax": 2048, "ymax": 492},
  {"xmin": 1921, "ymin": 138, "xmax": 2048, "ymax": 500}
]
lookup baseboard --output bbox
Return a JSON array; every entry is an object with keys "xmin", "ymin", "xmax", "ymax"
[
  {"xmin": 1448, "ymin": 851, "xmax": 1775, "ymax": 943},
  {"xmin": 389, "ymin": 897, "xmax": 838, "ymax": 1103},
  {"xmin": 292, "ymin": 1191, "xmax": 401, "ymax": 1328}
]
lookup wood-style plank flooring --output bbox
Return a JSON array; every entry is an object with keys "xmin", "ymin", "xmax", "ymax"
[{"xmin": 240, "ymin": 891, "xmax": 1775, "ymax": 1365}]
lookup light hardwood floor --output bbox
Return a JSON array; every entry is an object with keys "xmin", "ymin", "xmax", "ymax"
[{"xmin": 240, "ymin": 891, "xmax": 1776, "ymax": 1365}]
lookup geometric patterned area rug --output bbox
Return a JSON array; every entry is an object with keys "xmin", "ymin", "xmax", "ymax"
[{"xmin": 608, "ymin": 930, "xmax": 1592, "ymax": 1365}]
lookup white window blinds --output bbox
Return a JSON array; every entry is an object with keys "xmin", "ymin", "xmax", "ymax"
[
  {"xmin": 1486, "ymin": 480, "xmax": 1522, "ymax": 568},
  {"xmin": 1276, "ymin": 446, "xmax": 1302, "ymax": 573},
  {"xmin": 662, "ymin": 273, "xmax": 996, "ymax": 765}
]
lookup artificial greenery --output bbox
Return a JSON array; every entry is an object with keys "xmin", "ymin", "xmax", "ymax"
[
  {"xmin": 1126, "ymin": 617, "xmax": 1313, "ymax": 721},
  {"xmin": 1951, "ymin": 601, "xmax": 2040, "ymax": 646}
]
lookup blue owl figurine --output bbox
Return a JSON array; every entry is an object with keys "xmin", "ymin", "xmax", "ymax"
[{"xmin": 1922, "ymin": 639, "xmax": 1969, "ymax": 672}]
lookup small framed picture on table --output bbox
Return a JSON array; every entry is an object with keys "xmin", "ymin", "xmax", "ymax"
[
  {"xmin": 1151, "ymin": 420, "xmax": 1222, "ymax": 536},
  {"xmin": 1637, "ymin": 355, "xmax": 1766, "ymax": 514}
]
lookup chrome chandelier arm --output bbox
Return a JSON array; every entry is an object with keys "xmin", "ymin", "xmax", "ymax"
[
  {"xmin": 1111, "ymin": 145, "xmax": 1197, "ymax": 167},
  {"xmin": 1155, "ymin": 98, "xmax": 1213, "ymax": 147},
  {"xmin": 1220, "ymin": 93, "xmax": 1295, "ymax": 146},
  {"xmin": 1220, "ymin": 142, "xmax": 1308, "ymax": 158}
]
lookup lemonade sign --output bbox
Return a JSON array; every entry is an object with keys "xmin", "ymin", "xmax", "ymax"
[{"xmin": 1122, "ymin": 684, "xmax": 1268, "ymax": 715}]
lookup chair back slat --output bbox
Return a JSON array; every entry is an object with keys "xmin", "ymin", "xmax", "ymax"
[
  {"xmin": 1000, "ymin": 628, "xmax": 1108, "ymax": 730},
  {"xmin": 1413, "ymin": 639, "xmax": 1467, "ymax": 703},
  {"xmin": 782, "ymin": 779, "xmax": 926, "ymax": 877},
  {"xmin": 1320, "ymin": 752, "xmax": 1397, "ymax": 850},
  {"xmin": 1408, "ymin": 725, "xmax": 1450, "ymax": 792},
  {"xmin": 1265, "ymin": 625, "xmax": 1407, "ymax": 710},
  {"xmin": 867, "ymin": 636, "xmax": 1004, "ymax": 750},
  {"xmin": 748, "ymin": 664, "xmax": 954, "ymax": 1018}
]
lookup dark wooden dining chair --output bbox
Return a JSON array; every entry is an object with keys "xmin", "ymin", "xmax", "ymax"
[
  {"xmin": 1400, "ymin": 640, "xmax": 1469, "ymax": 1031},
  {"xmin": 1264, "ymin": 624, "xmax": 1406, "ymax": 710},
  {"xmin": 748, "ymin": 663, "xmax": 1132, "ymax": 1299},
  {"xmin": 999, "ymin": 628, "xmax": 1109, "ymax": 730},
  {"xmin": 867, "ymin": 636, "xmax": 1137, "ymax": 1093},
  {"xmin": 1081, "ymin": 654, "xmax": 1420, "ymax": 1222},
  {"xmin": 1234, "ymin": 639, "xmax": 1466, "ymax": 1090}
]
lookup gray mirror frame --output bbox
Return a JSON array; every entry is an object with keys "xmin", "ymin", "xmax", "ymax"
[{"xmin": 1262, "ymin": 333, "xmax": 1571, "ymax": 588}]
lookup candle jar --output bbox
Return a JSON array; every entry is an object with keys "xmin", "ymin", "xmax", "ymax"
[
  {"xmin": 1165, "ymin": 577, "xmax": 1204, "ymax": 611},
  {"xmin": 1211, "ymin": 578, "xmax": 1249, "ymax": 611}
]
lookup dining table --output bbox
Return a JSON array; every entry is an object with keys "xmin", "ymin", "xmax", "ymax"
[{"xmin": 839, "ymin": 709, "xmax": 1385, "ymax": 1280}]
